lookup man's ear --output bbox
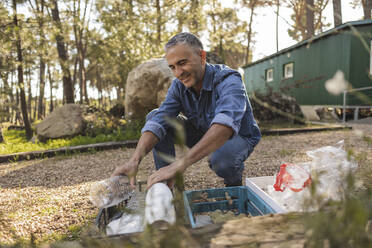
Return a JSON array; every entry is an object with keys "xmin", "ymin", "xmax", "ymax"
[{"xmin": 201, "ymin": 50, "xmax": 207, "ymax": 64}]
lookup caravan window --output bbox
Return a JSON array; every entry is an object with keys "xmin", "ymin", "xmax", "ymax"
[
  {"xmin": 283, "ymin": 62, "xmax": 294, "ymax": 79},
  {"xmin": 266, "ymin": 68, "xmax": 274, "ymax": 82}
]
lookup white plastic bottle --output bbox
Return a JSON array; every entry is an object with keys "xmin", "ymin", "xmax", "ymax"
[
  {"xmin": 145, "ymin": 182, "xmax": 176, "ymax": 225},
  {"xmin": 89, "ymin": 176, "xmax": 134, "ymax": 208}
]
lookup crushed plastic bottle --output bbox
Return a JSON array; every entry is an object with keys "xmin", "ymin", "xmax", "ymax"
[
  {"xmin": 106, "ymin": 190, "xmax": 146, "ymax": 235},
  {"xmin": 89, "ymin": 176, "xmax": 134, "ymax": 208}
]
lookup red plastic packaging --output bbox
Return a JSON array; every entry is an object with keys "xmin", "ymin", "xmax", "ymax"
[{"xmin": 274, "ymin": 163, "xmax": 312, "ymax": 192}]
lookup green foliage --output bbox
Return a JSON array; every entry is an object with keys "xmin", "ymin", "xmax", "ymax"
[
  {"xmin": 0, "ymin": 121, "xmax": 143, "ymax": 155},
  {"xmin": 303, "ymin": 172, "xmax": 372, "ymax": 247},
  {"xmin": 206, "ymin": 0, "xmax": 247, "ymax": 68},
  {"xmin": 285, "ymin": 0, "xmax": 331, "ymax": 41}
]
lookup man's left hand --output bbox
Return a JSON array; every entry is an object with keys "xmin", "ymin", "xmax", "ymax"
[{"xmin": 147, "ymin": 159, "xmax": 185, "ymax": 190}]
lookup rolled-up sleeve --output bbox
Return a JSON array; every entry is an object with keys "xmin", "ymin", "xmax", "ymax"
[
  {"xmin": 141, "ymin": 81, "xmax": 182, "ymax": 140},
  {"xmin": 210, "ymin": 74, "xmax": 247, "ymax": 137}
]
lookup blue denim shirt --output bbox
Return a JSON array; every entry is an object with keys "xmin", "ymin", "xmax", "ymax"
[{"xmin": 141, "ymin": 63, "xmax": 261, "ymax": 148}]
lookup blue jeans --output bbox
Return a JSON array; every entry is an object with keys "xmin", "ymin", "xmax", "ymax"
[{"xmin": 146, "ymin": 109, "xmax": 254, "ymax": 185}]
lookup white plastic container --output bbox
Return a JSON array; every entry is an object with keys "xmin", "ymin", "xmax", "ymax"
[{"xmin": 145, "ymin": 182, "xmax": 176, "ymax": 225}]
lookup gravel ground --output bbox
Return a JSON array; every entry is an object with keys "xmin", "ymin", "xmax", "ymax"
[{"xmin": 0, "ymin": 123, "xmax": 371, "ymax": 244}]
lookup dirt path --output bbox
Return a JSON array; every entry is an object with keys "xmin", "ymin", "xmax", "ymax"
[{"xmin": 0, "ymin": 124, "xmax": 371, "ymax": 244}]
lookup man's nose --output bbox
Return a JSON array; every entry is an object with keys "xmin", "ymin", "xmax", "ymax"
[{"xmin": 174, "ymin": 66, "xmax": 183, "ymax": 78}]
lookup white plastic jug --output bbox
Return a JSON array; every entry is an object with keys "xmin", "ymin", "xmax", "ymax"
[{"xmin": 145, "ymin": 182, "xmax": 176, "ymax": 225}]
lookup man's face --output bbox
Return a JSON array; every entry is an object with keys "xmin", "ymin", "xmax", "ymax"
[{"xmin": 165, "ymin": 43, "xmax": 206, "ymax": 91}]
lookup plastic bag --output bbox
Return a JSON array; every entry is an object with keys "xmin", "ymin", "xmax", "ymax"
[
  {"xmin": 273, "ymin": 163, "xmax": 312, "ymax": 192},
  {"xmin": 268, "ymin": 140, "xmax": 357, "ymax": 212},
  {"xmin": 105, "ymin": 190, "xmax": 146, "ymax": 235},
  {"xmin": 106, "ymin": 214, "xmax": 144, "ymax": 235}
]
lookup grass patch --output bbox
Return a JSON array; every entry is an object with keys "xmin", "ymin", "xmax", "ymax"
[
  {"xmin": 363, "ymin": 136, "xmax": 372, "ymax": 146},
  {"xmin": 278, "ymin": 149, "xmax": 295, "ymax": 157},
  {"xmin": 0, "ymin": 122, "xmax": 142, "ymax": 155}
]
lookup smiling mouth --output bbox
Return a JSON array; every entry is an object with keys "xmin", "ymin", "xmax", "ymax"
[{"xmin": 180, "ymin": 74, "xmax": 190, "ymax": 82}]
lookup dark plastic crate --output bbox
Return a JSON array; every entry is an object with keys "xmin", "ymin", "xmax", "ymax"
[{"xmin": 183, "ymin": 186, "xmax": 279, "ymax": 228}]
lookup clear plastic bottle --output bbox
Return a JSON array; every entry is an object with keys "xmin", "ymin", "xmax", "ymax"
[{"xmin": 89, "ymin": 176, "xmax": 134, "ymax": 208}]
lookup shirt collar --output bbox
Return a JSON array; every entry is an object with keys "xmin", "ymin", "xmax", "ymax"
[{"xmin": 184, "ymin": 63, "xmax": 214, "ymax": 94}]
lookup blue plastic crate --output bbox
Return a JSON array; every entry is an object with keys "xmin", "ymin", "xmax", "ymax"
[{"xmin": 183, "ymin": 186, "xmax": 279, "ymax": 228}]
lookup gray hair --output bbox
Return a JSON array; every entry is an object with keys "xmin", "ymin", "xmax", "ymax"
[{"xmin": 164, "ymin": 32, "xmax": 203, "ymax": 53}]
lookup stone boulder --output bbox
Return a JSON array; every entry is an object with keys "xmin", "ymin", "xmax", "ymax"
[
  {"xmin": 36, "ymin": 104, "xmax": 126, "ymax": 141},
  {"xmin": 249, "ymin": 91, "xmax": 305, "ymax": 124},
  {"xmin": 36, "ymin": 104, "xmax": 85, "ymax": 140},
  {"xmin": 125, "ymin": 58, "xmax": 173, "ymax": 121}
]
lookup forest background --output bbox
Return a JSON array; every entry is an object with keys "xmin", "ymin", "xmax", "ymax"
[{"xmin": 0, "ymin": 0, "xmax": 371, "ymax": 140}]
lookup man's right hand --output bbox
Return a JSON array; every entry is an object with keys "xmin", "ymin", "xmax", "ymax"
[
  {"xmin": 111, "ymin": 131, "xmax": 159, "ymax": 190},
  {"xmin": 112, "ymin": 159, "xmax": 139, "ymax": 189}
]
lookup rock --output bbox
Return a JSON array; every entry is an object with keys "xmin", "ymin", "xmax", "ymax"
[
  {"xmin": 109, "ymin": 103, "xmax": 125, "ymax": 119},
  {"xmin": 315, "ymin": 108, "xmax": 341, "ymax": 123},
  {"xmin": 125, "ymin": 58, "xmax": 173, "ymax": 121},
  {"xmin": 36, "ymin": 104, "xmax": 85, "ymax": 141},
  {"xmin": 36, "ymin": 104, "xmax": 125, "ymax": 141},
  {"xmin": 250, "ymin": 91, "xmax": 304, "ymax": 124}
]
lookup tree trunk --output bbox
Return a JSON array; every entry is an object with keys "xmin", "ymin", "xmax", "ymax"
[
  {"xmin": 362, "ymin": 0, "xmax": 372, "ymax": 19},
  {"xmin": 13, "ymin": 0, "xmax": 33, "ymax": 139},
  {"xmin": 15, "ymin": 90, "xmax": 21, "ymax": 125},
  {"xmin": 32, "ymin": 0, "xmax": 47, "ymax": 120},
  {"xmin": 156, "ymin": 0, "xmax": 161, "ymax": 47},
  {"xmin": 276, "ymin": 0, "xmax": 279, "ymax": 52},
  {"xmin": 332, "ymin": 0, "xmax": 342, "ymax": 26},
  {"xmin": 305, "ymin": 0, "xmax": 314, "ymax": 39},
  {"xmin": 246, "ymin": 4, "xmax": 255, "ymax": 64},
  {"xmin": 0, "ymin": 59, "xmax": 11, "ymax": 122},
  {"xmin": 72, "ymin": 0, "xmax": 89, "ymax": 105},
  {"xmin": 33, "ymin": 94, "xmax": 38, "ymax": 121},
  {"xmin": 50, "ymin": 0, "xmax": 75, "ymax": 104},
  {"xmin": 83, "ymin": 64, "xmax": 88, "ymax": 104},
  {"xmin": 48, "ymin": 64, "xmax": 54, "ymax": 113},
  {"xmin": 116, "ymin": 86, "xmax": 122, "ymax": 100},
  {"xmin": 190, "ymin": 0, "xmax": 200, "ymax": 34},
  {"xmin": 38, "ymin": 58, "xmax": 46, "ymax": 119},
  {"xmin": 26, "ymin": 69, "xmax": 32, "ymax": 121},
  {"xmin": 10, "ymin": 71, "xmax": 15, "ymax": 124},
  {"xmin": 73, "ymin": 55, "xmax": 78, "ymax": 91}
]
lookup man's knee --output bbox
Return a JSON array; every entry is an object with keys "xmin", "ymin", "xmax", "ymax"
[{"xmin": 209, "ymin": 151, "xmax": 242, "ymax": 178}]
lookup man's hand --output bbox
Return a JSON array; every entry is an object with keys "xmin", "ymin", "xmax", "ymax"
[
  {"xmin": 112, "ymin": 159, "xmax": 139, "ymax": 189},
  {"xmin": 112, "ymin": 131, "xmax": 159, "ymax": 190},
  {"xmin": 147, "ymin": 158, "xmax": 186, "ymax": 189}
]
